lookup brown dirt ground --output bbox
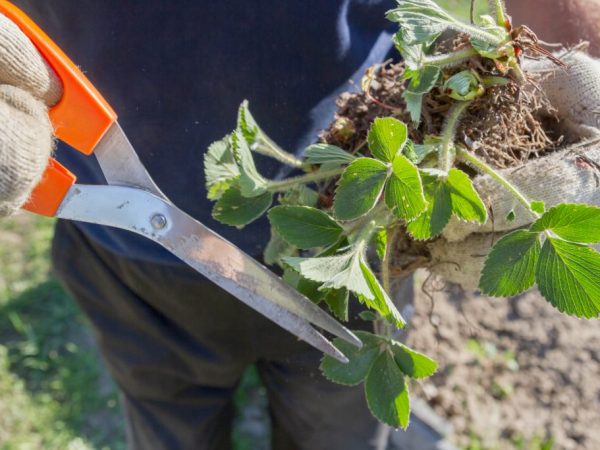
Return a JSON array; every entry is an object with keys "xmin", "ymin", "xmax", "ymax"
[{"xmin": 406, "ymin": 274, "xmax": 600, "ymax": 450}]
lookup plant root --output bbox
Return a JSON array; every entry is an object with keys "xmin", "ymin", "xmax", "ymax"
[{"xmin": 320, "ymin": 38, "xmax": 569, "ymax": 169}]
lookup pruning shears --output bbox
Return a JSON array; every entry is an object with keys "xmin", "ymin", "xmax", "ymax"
[{"xmin": 0, "ymin": 1, "xmax": 360, "ymax": 362}]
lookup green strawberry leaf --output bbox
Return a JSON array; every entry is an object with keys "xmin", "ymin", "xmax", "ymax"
[
  {"xmin": 283, "ymin": 268, "xmax": 329, "ymax": 305},
  {"xmin": 391, "ymin": 341, "xmax": 438, "ymax": 379},
  {"xmin": 447, "ymin": 168, "xmax": 488, "ymax": 224},
  {"xmin": 237, "ymin": 100, "xmax": 259, "ymax": 144},
  {"xmin": 365, "ymin": 351, "xmax": 410, "ymax": 429},
  {"xmin": 403, "ymin": 91, "xmax": 424, "ymax": 124},
  {"xmin": 324, "ymin": 289, "xmax": 350, "ymax": 322},
  {"xmin": 359, "ymin": 311, "xmax": 380, "ymax": 321},
  {"xmin": 304, "ymin": 143, "xmax": 356, "ymax": 165},
  {"xmin": 318, "ymin": 236, "xmax": 350, "ymax": 257},
  {"xmin": 386, "ymin": 0, "xmax": 505, "ymax": 46},
  {"xmin": 368, "ymin": 117, "xmax": 409, "ymax": 163},
  {"xmin": 360, "ymin": 261, "xmax": 406, "ymax": 329},
  {"xmin": 406, "ymin": 168, "xmax": 486, "ymax": 240},
  {"xmin": 204, "ymin": 135, "xmax": 240, "ymax": 200},
  {"xmin": 470, "ymin": 15, "xmax": 510, "ymax": 58},
  {"xmin": 282, "ymin": 267, "xmax": 301, "ymax": 288},
  {"xmin": 406, "ymin": 65, "xmax": 441, "ymax": 95},
  {"xmin": 393, "ymin": 34, "xmax": 428, "ymax": 70},
  {"xmin": 443, "ymin": 70, "xmax": 484, "ymax": 101},
  {"xmin": 284, "ymin": 251, "xmax": 405, "ymax": 328},
  {"xmin": 231, "ymin": 131, "xmax": 269, "ymax": 197},
  {"xmin": 334, "ymin": 158, "xmax": 389, "ymax": 220},
  {"xmin": 297, "ymin": 277, "xmax": 327, "ymax": 304},
  {"xmin": 530, "ymin": 203, "xmax": 600, "ymax": 244},
  {"xmin": 402, "ymin": 63, "xmax": 443, "ymax": 128},
  {"xmin": 207, "ymin": 180, "xmax": 234, "ymax": 202},
  {"xmin": 279, "ymin": 185, "xmax": 320, "ymax": 207},
  {"xmin": 405, "ymin": 141, "xmax": 438, "ymax": 165},
  {"xmin": 530, "ymin": 200, "xmax": 546, "ymax": 214},
  {"xmin": 384, "ymin": 154, "xmax": 427, "ymax": 221},
  {"xmin": 264, "ymin": 228, "xmax": 297, "ymax": 266},
  {"xmin": 406, "ymin": 171, "xmax": 452, "ymax": 240},
  {"xmin": 479, "ymin": 230, "xmax": 541, "ymax": 297},
  {"xmin": 212, "ymin": 183, "xmax": 272, "ymax": 228},
  {"xmin": 320, "ymin": 331, "xmax": 383, "ymax": 386},
  {"xmin": 284, "ymin": 250, "xmax": 372, "ymax": 299},
  {"xmin": 268, "ymin": 206, "xmax": 343, "ymax": 249},
  {"xmin": 536, "ymin": 238, "xmax": 600, "ymax": 318},
  {"xmin": 386, "ymin": 0, "xmax": 458, "ymax": 44}
]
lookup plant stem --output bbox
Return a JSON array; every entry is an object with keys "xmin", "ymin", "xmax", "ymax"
[
  {"xmin": 456, "ymin": 146, "xmax": 541, "ymax": 219},
  {"xmin": 481, "ymin": 75, "xmax": 510, "ymax": 87},
  {"xmin": 460, "ymin": 22, "xmax": 506, "ymax": 45},
  {"xmin": 423, "ymin": 46, "xmax": 479, "ymax": 68},
  {"xmin": 255, "ymin": 135, "xmax": 305, "ymax": 168},
  {"xmin": 509, "ymin": 62, "xmax": 527, "ymax": 85},
  {"xmin": 381, "ymin": 226, "xmax": 395, "ymax": 296},
  {"xmin": 375, "ymin": 225, "xmax": 398, "ymax": 339},
  {"xmin": 439, "ymin": 101, "xmax": 472, "ymax": 172},
  {"xmin": 355, "ymin": 219, "xmax": 379, "ymax": 247},
  {"xmin": 266, "ymin": 166, "xmax": 345, "ymax": 192},
  {"xmin": 344, "ymin": 202, "xmax": 391, "ymax": 235}
]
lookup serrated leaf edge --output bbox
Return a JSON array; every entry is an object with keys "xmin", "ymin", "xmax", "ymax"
[{"xmin": 364, "ymin": 351, "xmax": 411, "ymax": 429}]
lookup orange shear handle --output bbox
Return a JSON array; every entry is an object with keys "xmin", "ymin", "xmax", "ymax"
[{"xmin": 0, "ymin": 1, "xmax": 117, "ymax": 216}]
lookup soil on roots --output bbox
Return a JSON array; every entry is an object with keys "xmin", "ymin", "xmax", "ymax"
[{"xmin": 320, "ymin": 60, "xmax": 563, "ymax": 169}]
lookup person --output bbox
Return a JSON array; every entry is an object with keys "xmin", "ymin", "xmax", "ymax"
[{"xmin": 0, "ymin": 1, "xmax": 598, "ymax": 449}]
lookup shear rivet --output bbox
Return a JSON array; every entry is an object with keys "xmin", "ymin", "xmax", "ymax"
[{"xmin": 151, "ymin": 214, "xmax": 168, "ymax": 230}]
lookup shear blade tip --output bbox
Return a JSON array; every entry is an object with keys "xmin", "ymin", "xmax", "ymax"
[
  {"xmin": 318, "ymin": 338, "xmax": 350, "ymax": 364},
  {"xmin": 339, "ymin": 330, "xmax": 363, "ymax": 349},
  {"xmin": 332, "ymin": 351, "xmax": 350, "ymax": 364}
]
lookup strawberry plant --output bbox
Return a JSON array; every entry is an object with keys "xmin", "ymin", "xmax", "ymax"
[{"xmin": 204, "ymin": 0, "xmax": 600, "ymax": 429}]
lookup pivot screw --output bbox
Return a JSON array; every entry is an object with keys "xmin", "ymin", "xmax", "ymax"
[{"xmin": 151, "ymin": 214, "xmax": 168, "ymax": 230}]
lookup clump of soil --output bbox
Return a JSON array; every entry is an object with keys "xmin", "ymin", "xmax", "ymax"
[
  {"xmin": 407, "ymin": 280, "xmax": 600, "ymax": 450},
  {"xmin": 320, "ymin": 58, "xmax": 563, "ymax": 169},
  {"xmin": 320, "ymin": 63, "xmax": 411, "ymax": 153},
  {"xmin": 320, "ymin": 32, "xmax": 568, "ymax": 169}
]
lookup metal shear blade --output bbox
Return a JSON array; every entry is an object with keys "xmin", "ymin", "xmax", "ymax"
[{"xmin": 58, "ymin": 124, "xmax": 362, "ymax": 363}]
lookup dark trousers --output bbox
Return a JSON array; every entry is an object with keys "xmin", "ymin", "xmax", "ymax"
[{"xmin": 51, "ymin": 220, "xmax": 378, "ymax": 450}]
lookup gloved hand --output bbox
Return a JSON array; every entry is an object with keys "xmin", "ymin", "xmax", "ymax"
[
  {"xmin": 428, "ymin": 51, "xmax": 600, "ymax": 290},
  {"xmin": 0, "ymin": 13, "xmax": 62, "ymax": 217}
]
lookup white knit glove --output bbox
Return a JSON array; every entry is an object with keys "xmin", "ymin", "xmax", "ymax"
[
  {"xmin": 0, "ymin": 14, "xmax": 62, "ymax": 216},
  {"xmin": 428, "ymin": 52, "xmax": 600, "ymax": 290}
]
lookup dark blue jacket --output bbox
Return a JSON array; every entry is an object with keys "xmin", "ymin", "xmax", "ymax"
[{"xmin": 15, "ymin": 0, "xmax": 394, "ymax": 263}]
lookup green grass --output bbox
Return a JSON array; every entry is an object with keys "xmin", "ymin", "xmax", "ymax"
[{"xmin": 0, "ymin": 216, "xmax": 125, "ymax": 450}]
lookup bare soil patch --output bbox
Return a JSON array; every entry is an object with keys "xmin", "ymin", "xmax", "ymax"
[{"xmin": 407, "ymin": 278, "xmax": 600, "ymax": 449}]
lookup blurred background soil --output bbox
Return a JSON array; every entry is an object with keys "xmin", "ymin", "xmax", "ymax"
[{"xmin": 407, "ymin": 272, "xmax": 600, "ymax": 450}]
